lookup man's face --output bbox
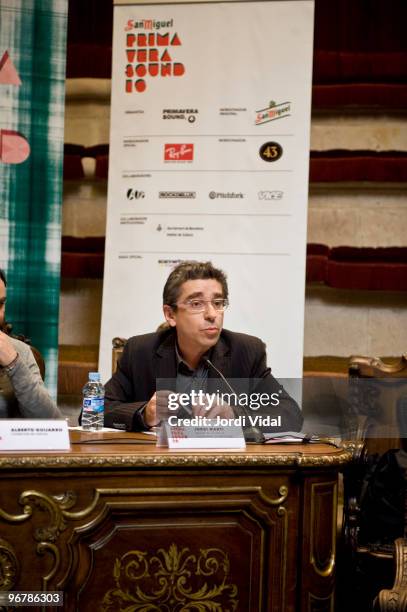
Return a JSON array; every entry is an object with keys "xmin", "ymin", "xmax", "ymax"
[
  {"xmin": 0, "ymin": 279, "xmax": 6, "ymax": 327},
  {"xmin": 163, "ymin": 279, "xmax": 225, "ymax": 354}
]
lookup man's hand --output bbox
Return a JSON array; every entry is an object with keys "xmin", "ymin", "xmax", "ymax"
[
  {"xmin": 0, "ymin": 331, "xmax": 18, "ymax": 367},
  {"xmin": 144, "ymin": 390, "xmax": 172, "ymax": 427},
  {"xmin": 144, "ymin": 391, "xmax": 235, "ymax": 427}
]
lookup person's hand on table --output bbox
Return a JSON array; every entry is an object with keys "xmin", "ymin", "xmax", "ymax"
[
  {"xmin": 144, "ymin": 390, "xmax": 172, "ymax": 427},
  {"xmin": 144, "ymin": 391, "xmax": 235, "ymax": 427}
]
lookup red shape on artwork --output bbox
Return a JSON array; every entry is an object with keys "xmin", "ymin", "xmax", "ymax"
[
  {"xmin": 157, "ymin": 33, "xmax": 169, "ymax": 47},
  {"xmin": 148, "ymin": 64, "xmax": 159, "ymax": 77},
  {"xmin": 0, "ymin": 50, "xmax": 22, "ymax": 85},
  {"xmin": 0, "ymin": 130, "xmax": 30, "ymax": 164},
  {"xmin": 174, "ymin": 63, "xmax": 185, "ymax": 76},
  {"xmin": 135, "ymin": 79, "xmax": 146, "ymax": 93},
  {"xmin": 136, "ymin": 64, "xmax": 147, "ymax": 77},
  {"xmin": 149, "ymin": 49, "xmax": 158, "ymax": 62},
  {"xmin": 171, "ymin": 34, "xmax": 182, "ymax": 46},
  {"xmin": 126, "ymin": 34, "xmax": 136, "ymax": 48}
]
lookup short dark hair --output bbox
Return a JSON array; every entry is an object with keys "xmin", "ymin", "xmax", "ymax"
[
  {"xmin": 163, "ymin": 261, "xmax": 228, "ymax": 307},
  {"xmin": 0, "ymin": 268, "xmax": 7, "ymax": 287}
]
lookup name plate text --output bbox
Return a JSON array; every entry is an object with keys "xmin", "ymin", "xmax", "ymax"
[{"xmin": 0, "ymin": 419, "xmax": 70, "ymax": 451}]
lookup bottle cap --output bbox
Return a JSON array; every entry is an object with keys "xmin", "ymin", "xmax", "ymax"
[{"xmin": 89, "ymin": 372, "xmax": 101, "ymax": 382}]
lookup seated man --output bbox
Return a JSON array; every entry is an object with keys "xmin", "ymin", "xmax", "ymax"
[
  {"xmin": 0, "ymin": 269, "xmax": 62, "ymax": 419},
  {"xmin": 105, "ymin": 261, "xmax": 303, "ymax": 434}
]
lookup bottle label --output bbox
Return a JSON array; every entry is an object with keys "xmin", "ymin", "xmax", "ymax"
[{"xmin": 83, "ymin": 397, "xmax": 104, "ymax": 413}]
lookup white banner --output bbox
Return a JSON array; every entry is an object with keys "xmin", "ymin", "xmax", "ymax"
[{"xmin": 100, "ymin": 0, "xmax": 314, "ymax": 381}]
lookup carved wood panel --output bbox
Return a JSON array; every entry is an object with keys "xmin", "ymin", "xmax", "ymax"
[
  {"xmin": 300, "ymin": 476, "xmax": 338, "ymax": 612},
  {"xmin": 0, "ymin": 462, "xmax": 341, "ymax": 611}
]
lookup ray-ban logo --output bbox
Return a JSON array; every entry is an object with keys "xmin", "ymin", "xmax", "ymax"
[{"xmin": 164, "ymin": 144, "xmax": 194, "ymax": 161}]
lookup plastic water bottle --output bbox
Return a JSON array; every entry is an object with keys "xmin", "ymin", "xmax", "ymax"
[{"xmin": 82, "ymin": 372, "xmax": 104, "ymax": 430}]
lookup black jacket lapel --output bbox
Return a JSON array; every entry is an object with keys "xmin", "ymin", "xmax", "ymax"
[
  {"xmin": 155, "ymin": 330, "xmax": 177, "ymax": 388},
  {"xmin": 210, "ymin": 333, "xmax": 230, "ymax": 377}
]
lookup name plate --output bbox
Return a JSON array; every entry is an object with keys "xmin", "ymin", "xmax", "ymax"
[
  {"xmin": 0, "ymin": 420, "xmax": 70, "ymax": 451},
  {"xmin": 157, "ymin": 420, "xmax": 246, "ymax": 450}
]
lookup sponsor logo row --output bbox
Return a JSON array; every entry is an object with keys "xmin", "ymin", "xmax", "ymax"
[
  {"xmin": 126, "ymin": 189, "xmax": 284, "ymax": 200},
  {"xmin": 155, "ymin": 141, "xmax": 284, "ymax": 162},
  {"xmin": 122, "ymin": 141, "xmax": 284, "ymax": 162},
  {"xmin": 128, "ymin": 102, "xmax": 291, "ymax": 125}
]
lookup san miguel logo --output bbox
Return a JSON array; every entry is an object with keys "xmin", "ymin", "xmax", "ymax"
[
  {"xmin": 164, "ymin": 144, "xmax": 194, "ymax": 162},
  {"xmin": 255, "ymin": 100, "xmax": 291, "ymax": 125},
  {"xmin": 124, "ymin": 18, "xmax": 184, "ymax": 93}
]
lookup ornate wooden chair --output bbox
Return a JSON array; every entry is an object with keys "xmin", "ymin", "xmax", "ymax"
[
  {"xmin": 340, "ymin": 354, "xmax": 407, "ymax": 611},
  {"xmin": 348, "ymin": 354, "xmax": 407, "ymax": 455},
  {"xmin": 112, "ymin": 326, "xmax": 168, "ymax": 374},
  {"xmin": 112, "ymin": 337, "xmax": 127, "ymax": 374},
  {"xmin": 374, "ymin": 536, "xmax": 407, "ymax": 611}
]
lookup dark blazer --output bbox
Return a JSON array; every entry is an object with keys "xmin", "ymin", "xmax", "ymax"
[{"xmin": 104, "ymin": 327, "xmax": 303, "ymax": 432}]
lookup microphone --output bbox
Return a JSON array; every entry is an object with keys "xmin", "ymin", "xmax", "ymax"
[{"xmin": 202, "ymin": 357, "xmax": 265, "ymax": 444}]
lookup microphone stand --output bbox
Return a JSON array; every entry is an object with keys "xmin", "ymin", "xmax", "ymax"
[{"xmin": 203, "ymin": 357, "xmax": 265, "ymax": 444}]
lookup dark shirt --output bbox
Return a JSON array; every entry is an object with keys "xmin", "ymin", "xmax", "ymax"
[{"xmin": 175, "ymin": 344, "xmax": 209, "ymax": 394}]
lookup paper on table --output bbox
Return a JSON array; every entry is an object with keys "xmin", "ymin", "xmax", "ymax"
[
  {"xmin": 69, "ymin": 427, "xmax": 157, "ymax": 444},
  {"xmin": 263, "ymin": 432, "xmax": 341, "ymax": 447}
]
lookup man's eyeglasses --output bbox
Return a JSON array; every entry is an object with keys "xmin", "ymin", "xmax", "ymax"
[{"xmin": 174, "ymin": 298, "xmax": 229, "ymax": 313}]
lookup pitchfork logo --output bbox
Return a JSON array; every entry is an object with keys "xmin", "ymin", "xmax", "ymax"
[{"xmin": 164, "ymin": 144, "xmax": 194, "ymax": 162}]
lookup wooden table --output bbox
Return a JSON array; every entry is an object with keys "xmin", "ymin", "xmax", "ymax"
[{"xmin": 0, "ymin": 431, "xmax": 354, "ymax": 611}]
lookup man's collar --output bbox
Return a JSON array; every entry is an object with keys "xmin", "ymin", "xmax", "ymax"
[
  {"xmin": 174, "ymin": 341, "xmax": 213, "ymax": 373},
  {"xmin": 155, "ymin": 328, "xmax": 231, "ymax": 380},
  {"xmin": 156, "ymin": 328, "xmax": 230, "ymax": 362}
]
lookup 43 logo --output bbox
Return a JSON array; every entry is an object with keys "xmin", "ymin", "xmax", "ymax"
[{"xmin": 259, "ymin": 141, "xmax": 283, "ymax": 162}]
